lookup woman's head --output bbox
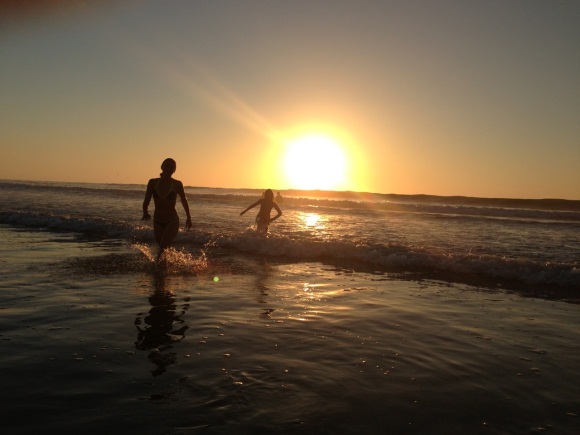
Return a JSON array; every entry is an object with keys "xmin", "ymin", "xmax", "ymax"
[{"xmin": 161, "ymin": 158, "xmax": 176, "ymax": 175}]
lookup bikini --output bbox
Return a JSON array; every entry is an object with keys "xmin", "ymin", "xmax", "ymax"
[{"xmin": 153, "ymin": 179, "xmax": 179, "ymax": 228}]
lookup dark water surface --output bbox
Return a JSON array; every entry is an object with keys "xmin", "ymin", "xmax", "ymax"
[{"xmin": 1, "ymin": 227, "xmax": 579, "ymax": 434}]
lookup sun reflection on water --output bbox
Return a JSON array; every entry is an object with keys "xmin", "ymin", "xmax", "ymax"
[{"xmin": 299, "ymin": 212, "xmax": 327, "ymax": 230}]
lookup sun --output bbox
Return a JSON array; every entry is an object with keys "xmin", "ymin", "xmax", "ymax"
[{"xmin": 282, "ymin": 133, "xmax": 348, "ymax": 190}]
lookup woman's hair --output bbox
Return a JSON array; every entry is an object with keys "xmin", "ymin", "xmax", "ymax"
[
  {"xmin": 264, "ymin": 189, "xmax": 274, "ymax": 200},
  {"xmin": 160, "ymin": 158, "xmax": 176, "ymax": 175}
]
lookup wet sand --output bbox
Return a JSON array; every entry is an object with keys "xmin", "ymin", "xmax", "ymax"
[{"xmin": 1, "ymin": 227, "xmax": 579, "ymax": 434}]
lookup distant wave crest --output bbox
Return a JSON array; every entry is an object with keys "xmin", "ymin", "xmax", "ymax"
[{"xmin": 2, "ymin": 180, "xmax": 579, "ymax": 222}]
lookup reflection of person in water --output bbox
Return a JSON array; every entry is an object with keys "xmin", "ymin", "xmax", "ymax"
[
  {"xmin": 255, "ymin": 260, "xmax": 275, "ymax": 319},
  {"xmin": 134, "ymin": 274, "xmax": 189, "ymax": 376},
  {"xmin": 142, "ymin": 158, "xmax": 192, "ymax": 263},
  {"xmin": 240, "ymin": 189, "xmax": 282, "ymax": 235}
]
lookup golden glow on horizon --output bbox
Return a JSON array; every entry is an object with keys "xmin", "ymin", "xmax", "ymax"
[
  {"xmin": 135, "ymin": 42, "xmax": 369, "ymax": 193},
  {"xmin": 282, "ymin": 133, "xmax": 348, "ymax": 190}
]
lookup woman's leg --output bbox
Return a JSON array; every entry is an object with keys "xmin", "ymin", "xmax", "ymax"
[{"xmin": 154, "ymin": 220, "xmax": 180, "ymax": 261}]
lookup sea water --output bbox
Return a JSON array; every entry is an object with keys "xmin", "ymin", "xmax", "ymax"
[
  {"xmin": 1, "ymin": 180, "xmax": 578, "ymax": 293},
  {"xmin": 1, "ymin": 180, "xmax": 579, "ymax": 434}
]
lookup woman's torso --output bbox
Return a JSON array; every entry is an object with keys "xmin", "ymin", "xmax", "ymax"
[{"xmin": 152, "ymin": 177, "xmax": 179, "ymax": 221}]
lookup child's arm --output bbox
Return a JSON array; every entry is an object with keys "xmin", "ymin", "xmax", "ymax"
[
  {"xmin": 240, "ymin": 200, "xmax": 261, "ymax": 216},
  {"xmin": 269, "ymin": 203, "xmax": 282, "ymax": 222}
]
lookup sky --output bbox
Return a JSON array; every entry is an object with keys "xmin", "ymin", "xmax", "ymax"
[{"xmin": 1, "ymin": 0, "xmax": 579, "ymax": 199}]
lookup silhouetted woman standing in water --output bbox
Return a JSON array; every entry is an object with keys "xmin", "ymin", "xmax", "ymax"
[
  {"xmin": 240, "ymin": 189, "xmax": 282, "ymax": 235},
  {"xmin": 142, "ymin": 158, "xmax": 192, "ymax": 262}
]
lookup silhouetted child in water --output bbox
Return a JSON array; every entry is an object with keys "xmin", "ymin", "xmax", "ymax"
[{"xmin": 240, "ymin": 189, "xmax": 282, "ymax": 235}]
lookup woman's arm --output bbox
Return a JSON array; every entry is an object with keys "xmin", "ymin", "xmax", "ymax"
[
  {"xmin": 176, "ymin": 181, "xmax": 192, "ymax": 230},
  {"xmin": 142, "ymin": 179, "xmax": 154, "ymax": 220}
]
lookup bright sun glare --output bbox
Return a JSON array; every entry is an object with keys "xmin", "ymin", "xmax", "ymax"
[{"xmin": 283, "ymin": 134, "xmax": 347, "ymax": 190}]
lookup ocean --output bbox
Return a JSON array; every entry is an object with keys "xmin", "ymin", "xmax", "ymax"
[{"xmin": 1, "ymin": 179, "xmax": 579, "ymax": 433}]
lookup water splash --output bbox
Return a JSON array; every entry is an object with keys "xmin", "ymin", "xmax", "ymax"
[
  {"xmin": 133, "ymin": 243, "xmax": 156, "ymax": 263},
  {"xmin": 132, "ymin": 243, "xmax": 209, "ymax": 275},
  {"xmin": 160, "ymin": 247, "xmax": 208, "ymax": 275}
]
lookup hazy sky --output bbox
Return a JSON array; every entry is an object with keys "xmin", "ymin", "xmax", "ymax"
[{"xmin": 1, "ymin": 0, "xmax": 579, "ymax": 199}]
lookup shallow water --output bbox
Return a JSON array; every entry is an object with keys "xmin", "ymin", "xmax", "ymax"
[
  {"xmin": 1, "ymin": 227, "xmax": 579, "ymax": 434},
  {"xmin": 1, "ymin": 180, "xmax": 579, "ymax": 294}
]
